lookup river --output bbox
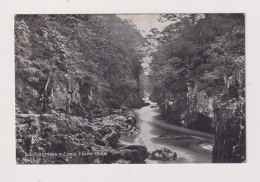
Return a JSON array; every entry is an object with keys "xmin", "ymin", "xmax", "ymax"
[{"xmin": 120, "ymin": 98, "xmax": 214, "ymax": 163}]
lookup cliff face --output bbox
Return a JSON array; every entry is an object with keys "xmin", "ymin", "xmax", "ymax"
[
  {"xmin": 153, "ymin": 83, "xmax": 214, "ymax": 132},
  {"xmin": 16, "ymin": 74, "xmax": 144, "ymax": 116},
  {"xmin": 212, "ymin": 97, "xmax": 245, "ymax": 163},
  {"xmin": 211, "ymin": 68, "xmax": 246, "ymax": 162}
]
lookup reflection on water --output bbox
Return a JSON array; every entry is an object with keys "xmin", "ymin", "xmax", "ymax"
[{"xmin": 120, "ymin": 98, "xmax": 214, "ymax": 163}]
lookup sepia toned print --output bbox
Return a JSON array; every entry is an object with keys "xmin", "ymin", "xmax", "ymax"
[{"xmin": 15, "ymin": 14, "xmax": 245, "ymax": 164}]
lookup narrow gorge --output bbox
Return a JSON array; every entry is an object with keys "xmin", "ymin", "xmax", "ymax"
[{"xmin": 15, "ymin": 14, "xmax": 245, "ymax": 164}]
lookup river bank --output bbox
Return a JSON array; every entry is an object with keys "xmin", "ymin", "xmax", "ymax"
[{"xmin": 16, "ymin": 110, "xmax": 149, "ymax": 164}]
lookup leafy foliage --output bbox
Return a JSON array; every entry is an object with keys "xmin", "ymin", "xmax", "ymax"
[
  {"xmin": 15, "ymin": 15, "xmax": 145, "ymax": 113},
  {"xmin": 149, "ymin": 14, "xmax": 245, "ymax": 162}
]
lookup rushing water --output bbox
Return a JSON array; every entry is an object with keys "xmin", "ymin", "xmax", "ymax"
[{"xmin": 120, "ymin": 98, "xmax": 214, "ymax": 163}]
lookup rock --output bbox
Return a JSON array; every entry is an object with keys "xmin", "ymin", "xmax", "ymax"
[
  {"xmin": 98, "ymin": 125, "xmax": 112, "ymax": 136},
  {"xmin": 49, "ymin": 109, "xmax": 59, "ymax": 116},
  {"xmin": 16, "ymin": 109, "xmax": 140, "ymax": 164},
  {"xmin": 212, "ymin": 99, "xmax": 245, "ymax": 163},
  {"xmin": 150, "ymin": 147, "xmax": 177, "ymax": 161},
  {"xmin": 120, "ymin": 106, "xmax": 128, "ymax": 112},
  {"xmin": 150, "ymin": 104, "xmax": 158, "ymax": 108},
  {"xmin": 110, "ymin": 109, "xmax": 122, "ymax": 114},
  {"xmin": 93, "ymin": 109, "xmax": 103, "ymax": 116},
  {"xmin": 129, "ymin": 127, "xmax": 138, "ymax": 133},
  {"xmin": 119, "ymin": 149, "xmax": 132, "ymax": 158},
  {"xmin": 125, "ymin": 114, "xmax": 137, "ymax": 126},
  {"xmin": 114, "ymin": 115, "xmax": 125, "ymax": 122},
  {"xmin": 104, "ymin": 131, "xmax": 120, "ymax": 148},
  {"xmin": 127, "ymin": 124, "xmax": 133, "ymax": 130},
  {"xmin": 120, "ymin": 145, "xmax": 149, "ymax": 163},
  {"xmin": 16, "ymin": 107, "xmax": 22, "ymax": 114},
  {"xmin": 95, "ymin": 139, "xmax": 107, "ymax": 146},
  {"xmin": 126, "ymin": 114, "xmax": 135, "ymax": 118},
  {"xmin": 82, "ymin": 124, "xmax": 94, "ymax": 133},
  {"xmin": 144, "ymin": 102, "xmax": 150, "ymax": 106},
  {"xmin": 102, "ymin": 149, "xmax": 121, "ymax": 163},
  {"xmin": 16, "ymin": 145, "xmax": 26, "ymax": 162},
  {"xmin": 113, "ymin": 159, "xmax": 131, "ymax": 164},
  {"xmin": 93, "ymin": 157, "xmax": 101, "ymax": 164},
  {"xmin": 102, "ymin": 118, "xmax": 117, "ymax": 126}
]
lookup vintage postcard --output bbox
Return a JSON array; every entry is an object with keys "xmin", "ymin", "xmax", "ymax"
[{"xmin": 15, "ymin": 14, "xmax": 245, "ymax": 164}]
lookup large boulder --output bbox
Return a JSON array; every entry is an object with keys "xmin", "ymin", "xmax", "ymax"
[
  {"xmin": 102, "ymin": 149, "xmax": 121, "ymax": 163},
  {"xmin": 119, "ymin": 145, "xmax": 149, "ymax": 163},
  {"xmin": 120, "ymin": 106, "xmax": 129, "ymax": 112},
  {"xmin": 104, "ymin": 131, "xmax": 120, "ymax": 148},
  {"xmin": 98, "ymin": 125, "xmax": 112, "ymax": 136}
]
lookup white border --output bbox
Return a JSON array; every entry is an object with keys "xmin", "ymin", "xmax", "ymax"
[{"xmin": 1, "ymin": 0, "xmax": 260, "ymax": 181}]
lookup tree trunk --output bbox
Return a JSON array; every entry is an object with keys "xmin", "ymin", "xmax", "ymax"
[
  {"xmin": 42, "ymin": 72, "xmax": 51, "ymax": 112},
  {"xmin": 137, "ymin": 75, "xmax": 140, "ymax": 97},
  {"xmin": 223, "ymin": 72, "xmax": 229, "ymax": 92}
]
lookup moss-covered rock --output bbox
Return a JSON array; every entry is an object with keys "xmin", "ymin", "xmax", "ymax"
[{"xmin": 16, "ymin": 111, "xmax": 146, "ymax": 164}]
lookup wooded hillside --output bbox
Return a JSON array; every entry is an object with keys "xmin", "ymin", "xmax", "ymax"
[
  {"xmin": 15, "ymin": 14, "xmax": 149, "ymax": 164},
  {"xmin": 15, "ymin": 15, "xmax": 145, "ymax": 116},
  {"xmin": 149, "ymin": 14, "xmax": 245, "ymax": 162}
]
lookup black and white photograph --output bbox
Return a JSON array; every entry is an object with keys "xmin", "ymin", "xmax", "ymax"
[
  {"xmin": 2, "ymin": 0, "xmax": 260, "ymax": 181},
  {"xmin": 15, "ymin": 13, "xmax": 246, "ymax": 164}
]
